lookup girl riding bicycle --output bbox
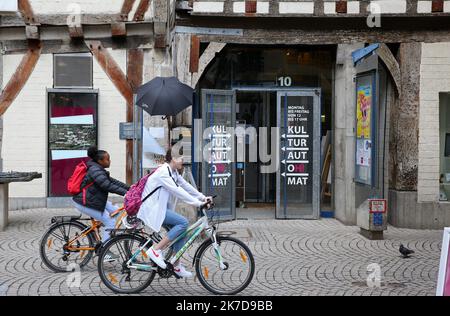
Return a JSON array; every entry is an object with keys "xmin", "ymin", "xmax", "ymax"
[
  {"xmin": 72, "ymin": 146, "xmax": 129, "ymax": 249},
  {"xmin": 136, "ymin": 148, "xmax": 212, "ymax": 278}
]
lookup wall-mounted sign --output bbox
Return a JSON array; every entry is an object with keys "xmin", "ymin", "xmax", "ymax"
[
  {"xmin": 437, "ymin": 228, "xmax": 450, "ymax": 296},
  {"xmin": 277, "ymin": 76, "xmax": 292, "ymax": 87},
  {"xmin": 119, "ymin": 122, "xmax": 135, "ymax": 140},
  {"xmin": 369, "ymin": 199, "xmax": 386, "ymax": 213}
]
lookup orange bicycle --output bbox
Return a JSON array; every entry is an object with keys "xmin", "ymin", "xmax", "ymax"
[{"xmin": 39, "ymin": 206, "xmax": 127, "ymax": 273}]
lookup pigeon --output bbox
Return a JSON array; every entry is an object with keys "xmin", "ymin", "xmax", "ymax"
[{"xmin": 399, "ymin": 244, "xmax": 415, "ymax": 258}]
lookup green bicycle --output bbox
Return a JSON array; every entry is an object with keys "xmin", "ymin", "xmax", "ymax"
[{"xmin": 97, "ymin": 202, "xmax": 255, "ymax": 295}]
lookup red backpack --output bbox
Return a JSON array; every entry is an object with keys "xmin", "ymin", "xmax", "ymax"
[
  {"xmin": 124, "ymin": 167, "xmax": 161, "ymax": 216},
  {"xmin": 67, "ymin": 161, "xmax": 94, "ymax": 204}
]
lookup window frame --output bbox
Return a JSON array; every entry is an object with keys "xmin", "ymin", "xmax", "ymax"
[{"xmin": 53, "ymin": 53, "xmax": 94, "ymax": 89}]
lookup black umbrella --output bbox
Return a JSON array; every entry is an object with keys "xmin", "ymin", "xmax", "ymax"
[{"xmin": 135, "ymin": 76, "xmax": 193, "ymax": 116}]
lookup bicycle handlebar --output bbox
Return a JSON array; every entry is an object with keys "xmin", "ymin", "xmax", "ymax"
[{"xmin": 201, "ymin": 195, "xmax": 217, "ymax": 210}]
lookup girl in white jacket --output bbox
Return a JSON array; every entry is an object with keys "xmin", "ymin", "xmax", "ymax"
[{"xmin": 137, "ymin": 148, "xmax": 212, "ymax": 278}]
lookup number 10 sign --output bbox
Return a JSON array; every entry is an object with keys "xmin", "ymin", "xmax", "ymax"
[{"xmin": 437, "ymin": 228, "xmax": 450, "ymax": 296}]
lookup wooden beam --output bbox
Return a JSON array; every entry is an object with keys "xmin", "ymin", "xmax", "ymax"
[
  {"xmin": 85, "ymin": 40, "xmax": 133, "ymax": 105},
  {"xmin": 111, "ymin": 22, "xmax": 127, "ymax": 37},
  {"xmin": 121, "ymin": 0, "xmax": 137, "ymax": 21},
  {"xmin": 86, "ymin": 40, "xmax": 137, "ymax": 184},
  {"xmin": 68, "ymin": 25, "xmax": 84, "ymax": 38},
  {"xmin": 133, "ymin": 0, "xmax": 151, "ymax": 21},
  {"xmin": 126, "ymin": 49, "xmax": 144, "ymax": 184},
  {"xmin": 189, "ymin": 35, "xmax": 200, "ymax": 73},
  {"xmin": 2, "ymin": 36, "xmax": 153, "ymax": 55},
  {"xmin": 25, "ymin": 25, "xmax": 39, "ymax": 39},
  {"xmin": 127, "ymin": 49, "xmax": 144, "ymax": 92},
  {"xmin": 0, "ymin": 40, "xmax": 42, "ymax": 116},
  {"xmin": 1, "ymin": 14, "xmax": 125, "ymax": 27},
  {"xmin": 18, "ymin": 0, "xmax": 38, "ymax": 25},
  {"xmin": 153, "ymin": 21, "xmax": 167, "ymax": 48}
]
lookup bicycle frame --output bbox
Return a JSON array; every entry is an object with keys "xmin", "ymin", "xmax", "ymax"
[
  {"xmin": 65, "ymin": 207, "xmax": 125, "ymax": 252},
  {"xmin": 127, "ymin": 208, "xmax": 227, "ymax": 271},
  {"xmin": 65, "ymin": 219, "xmax": 101, "ymax": 252}
]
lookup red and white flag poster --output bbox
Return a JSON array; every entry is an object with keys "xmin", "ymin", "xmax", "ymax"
[{"xmin": 437, "ymin": 228, "xmax": 450, "ymax": 296}]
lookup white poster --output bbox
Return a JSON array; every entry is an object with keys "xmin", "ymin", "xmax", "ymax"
[
  {"xmin": 148, "ymin": 127, "xmax": 165, "ymax": 139},
  {"xmin": 356, "ymin": 138, "xmax": 371, "ymax": 167}
]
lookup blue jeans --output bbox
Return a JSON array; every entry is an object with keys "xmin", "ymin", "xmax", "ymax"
[
  {"xmin": 164, "ymin": 209, "xmax": 189, "ymax": 253},
  {"xmin": 72, "ymin": 200, "xmax": 116, "ymax": 242}
]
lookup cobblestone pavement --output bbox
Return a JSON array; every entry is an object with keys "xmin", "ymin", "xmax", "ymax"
[{"xmin": 0, "ymin": 208, "xmax": 444, "ymax": 296}]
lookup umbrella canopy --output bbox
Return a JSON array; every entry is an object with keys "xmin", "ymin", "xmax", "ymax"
[{"xmin": 135, "ymin": 76, "xmax": 194, "ymax": 116}]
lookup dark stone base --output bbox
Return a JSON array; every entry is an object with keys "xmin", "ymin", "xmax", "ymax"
[
  {"xmin": 360, "ymin": 228, "xmax": 384, "ymax": 240},
  {"xmin": 388, "ymin": 190, "xmax": 450, "ymax": 229}
]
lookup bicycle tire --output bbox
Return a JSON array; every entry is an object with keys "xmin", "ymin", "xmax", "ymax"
[
  {"xmin": 98, "ymin": 233, "xmax": 156, "ymax": 294},
  {"xmin": 194, "ymin": 236, "xmax": 255, "ymax": 295},
  {"xmin": 40, "ymin": 221, "xmax": 95, "ymax": 273}
]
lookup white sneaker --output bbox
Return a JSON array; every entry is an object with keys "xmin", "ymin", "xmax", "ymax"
[
  {"xmin": 122, "ymin": 215, "xmax": 144, "ymax": 230},
  {"xmin": 146, "ymin": 246, "xmax": 167, "ymax": 269},
  {"xmin": 103, "ymin": 251, "xmax": 119, "ymax": 263},
  {"xmin": 174, "ymin": 264, "xmax": 193, "ymax": 278}
]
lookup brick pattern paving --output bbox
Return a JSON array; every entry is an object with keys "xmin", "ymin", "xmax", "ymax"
[{"xmin": 0, "ymin": 208, "xmax": 444, "ymax": 296}]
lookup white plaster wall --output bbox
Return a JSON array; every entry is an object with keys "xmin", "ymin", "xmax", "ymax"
[
  {"xmin": 27, "ymin": 0, "xmax": 154, "ymax": 20},
  {"xmin": 2, "ymin": 49, "xmax": 128, "ymax": 198},
  {"xmin": 418, "ymin": 42, "xmax": 450, "ymax": 202},
  {"xmin": 29, "ymin": 0, "xmax": 123, "ymax": 14},
  {"xmin": 95, "ymin": 49, "xmax": 127, "ymax": 194},
  {"xmin": 3, "ymin": 54, "xmax": 51, "ymax": 197}
]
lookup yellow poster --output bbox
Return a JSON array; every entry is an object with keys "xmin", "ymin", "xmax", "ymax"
[{"xmin": 356, "ymin": 85, "xmax": 372, "ymax": 139}]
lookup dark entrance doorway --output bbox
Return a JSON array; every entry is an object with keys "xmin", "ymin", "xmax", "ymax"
[{"xmin": 235, "ymin": 91, "xmax": 276, "ymax": 207}]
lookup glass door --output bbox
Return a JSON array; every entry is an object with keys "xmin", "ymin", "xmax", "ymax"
[
  {"xmin": 201, "ymin": 90, "xmax": 236, "ymax": 220},
  {"xmin": 276, "ymin": 90, "xmax": 321, "ymax": 219}
]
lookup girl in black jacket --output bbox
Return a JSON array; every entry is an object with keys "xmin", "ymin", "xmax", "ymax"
[{"xmin": 72, "ymin": 146, "xmax": 129, "ymax": 246}]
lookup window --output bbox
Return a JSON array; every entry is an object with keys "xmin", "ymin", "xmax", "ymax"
[
  {"xmin": 54, "ymin": 53, "xmax": 93, "ymax": 88},
  {"xmin": 0, "ymin": 1, "xmax": 18, "ymax": 13},
  {"xmin": 440, "ymin": 93, "xmax": 450, "ymax": 201}
]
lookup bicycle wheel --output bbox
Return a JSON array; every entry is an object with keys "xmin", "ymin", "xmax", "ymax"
[
  {"xmin": 98, "ymin": 234, "xmax": 156, "ymax": 294},
  {"xmin": 194, "ymin": 236, "xmax": 255, "ymax": 295},
  {"xmin": 40, "ymin": 221, "xmax": 96, "ymax": 273}
]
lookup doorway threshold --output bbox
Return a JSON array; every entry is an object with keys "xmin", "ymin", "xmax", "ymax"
[{"xmin": 236, "ymin": 204, "xmax": 276, "ymax": 220}]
